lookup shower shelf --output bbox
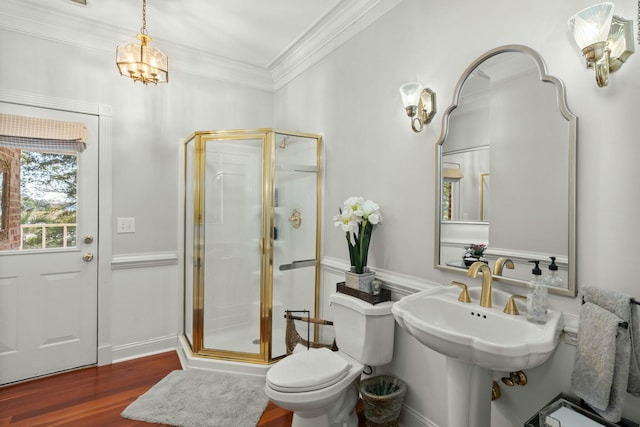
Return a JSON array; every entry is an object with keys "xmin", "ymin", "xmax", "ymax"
[{"xmin": 277, "ymin": 164, "xmax": 318, "ymax": 173}]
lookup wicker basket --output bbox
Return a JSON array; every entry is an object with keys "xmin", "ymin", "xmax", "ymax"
[
  {"xmin": 337, "ymin": 282, "xmax": 391, "ymax": 305},
  {"xmin": 360, "ymin": 375, "xmax": 407, "ymax": 427}
]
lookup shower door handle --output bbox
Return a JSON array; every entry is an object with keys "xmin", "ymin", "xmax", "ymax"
[{"xmin": 279, "ymin": 259, "xmax": 317, "ymax": 271}]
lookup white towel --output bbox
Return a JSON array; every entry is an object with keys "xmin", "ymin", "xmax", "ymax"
[
  {"xmin": 627, "ymin": 303, "xmax": 640, "ymax": 396},
  {"xmin": 575, "ymin": 286, "xmax": 632, "ymax": 423},
  {"xmin": 571, "ymin": 302, "xmax": 622, "ymax": 411}
]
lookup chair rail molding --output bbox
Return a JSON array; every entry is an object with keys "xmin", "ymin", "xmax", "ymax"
[
  {"xmin": 321, "ymin": 256, "xmax": 440, "ymax": 298},
  {"xmin": 111, "ymin": 251, "xmax": 179, "ymax": 270}
]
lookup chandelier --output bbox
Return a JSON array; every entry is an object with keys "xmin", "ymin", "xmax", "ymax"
[{"xmin": 116, "ymin": 0, "xmax": 168, "ymax": 85}]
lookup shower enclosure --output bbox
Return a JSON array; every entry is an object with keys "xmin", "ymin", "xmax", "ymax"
[{"xmin": 183, "ymin": 129, "xmax": 322, "ymax": 364}]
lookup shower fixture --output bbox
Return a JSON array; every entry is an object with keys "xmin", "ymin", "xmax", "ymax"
[{"xmin": 289, "ymin": 208, "xmax": 302, "ymax": 229}]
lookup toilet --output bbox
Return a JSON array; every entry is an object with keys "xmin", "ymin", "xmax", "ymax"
[{"xmin": 265, "ymin": 292, "xmax": 395, "ymax": 427}]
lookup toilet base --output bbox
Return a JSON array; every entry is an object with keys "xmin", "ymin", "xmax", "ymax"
[
  {"xmin": 292, "ymin": 410, "xmax": 358, "ymax": 427},
  {"xmin": 287, "ymin": 381, "xmax": 359, "ymax": 427}
]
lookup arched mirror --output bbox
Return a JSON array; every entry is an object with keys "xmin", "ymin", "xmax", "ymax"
[{"xmin": 435, "ymin": 45, "xmax": 577, "ymax": 296}]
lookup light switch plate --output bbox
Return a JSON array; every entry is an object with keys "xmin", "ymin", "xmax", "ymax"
[{"xmin": 117, "ymin": 217, "xmax": 135, "ymax": 233}]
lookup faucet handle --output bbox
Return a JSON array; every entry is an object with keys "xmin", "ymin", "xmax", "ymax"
[
  {"xmin": 451, "ymin": 281, "xmax": 471, "ymax": 303},
  {"xmin": 503, "ymin": 295, "xmax": 527, "ymax": 315}
]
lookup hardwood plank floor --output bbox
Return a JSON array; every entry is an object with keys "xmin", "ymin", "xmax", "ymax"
[{"xmin": 0, "ymin": 350, "xmax": 366, "ymax": 426}]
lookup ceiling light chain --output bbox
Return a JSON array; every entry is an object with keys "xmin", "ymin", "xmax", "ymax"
[{"xmin": 141, "ymin": 0, "xmax": 147, "ymax": 35}]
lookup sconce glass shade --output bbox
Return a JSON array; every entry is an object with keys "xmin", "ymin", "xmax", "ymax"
[
  {"xmin": 399, "ymin": 82, "xmax": 436, "ymax": 133},
  {"xmin": 116, "ymin": 34, "xmax": 169, "ymax": 85},
  {"xmin": 568, "ymin": 2, "xmax": 634, "ymax": 87},
  {"xmin": 399, "ymin": 82, "xmax": 424, "ymax": 108},
  {"xmin": 568, "ymin": 2, "xmax": 614, "ymax": 50}
]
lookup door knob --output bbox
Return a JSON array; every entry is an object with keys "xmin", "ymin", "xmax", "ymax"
[
  {"xmin": 84, "ymin": 235, "xmax": 94, "ymax": 244},
  {"xmin": 83, "ymin": 252, "xmax": 94, "ymax": 262}
]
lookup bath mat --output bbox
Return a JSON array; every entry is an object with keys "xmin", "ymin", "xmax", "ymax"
[{"xmin": 121, "ymin": 369, "xmax": 269, "ymax": 427}]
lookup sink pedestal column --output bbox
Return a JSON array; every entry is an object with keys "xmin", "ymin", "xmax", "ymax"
[{"xmin": 446, "ymin": 358, "xmax": 492, "ymax": 427}]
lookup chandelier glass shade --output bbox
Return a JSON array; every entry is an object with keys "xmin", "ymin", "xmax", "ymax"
[{"xmin": 116, "ymin": 0, "xmax": 168, "ymax": 85}]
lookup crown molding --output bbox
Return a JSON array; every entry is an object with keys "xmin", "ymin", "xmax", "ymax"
[
  {"xmin": 0, "ymin": 0, "xmax": 275, "ymax": 91},
  {"xmin": 0, "ymin": 0, "xmax": 402, "ymax": 92},
  {"xmin": 270, "ymin": 0, "xmax": 403, "ymax": 90}
]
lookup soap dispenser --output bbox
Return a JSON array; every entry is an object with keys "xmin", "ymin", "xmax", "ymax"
[
  {"xmin": 543, "ymin": 256, "xmax": 564, "ymax": 288},
  {"xmin": 526, "ymin": 260, "xmax": 548, "ymax": 324}
]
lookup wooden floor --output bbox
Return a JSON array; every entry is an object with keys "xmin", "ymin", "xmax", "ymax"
[{"xmin": 0, "ymin": 350, "xmax": 366, "ymax": 426}]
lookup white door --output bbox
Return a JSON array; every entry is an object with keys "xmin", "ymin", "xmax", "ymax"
[{"xmin": 0, "ymin": 102, "xmax": 98, "ymax": 385}]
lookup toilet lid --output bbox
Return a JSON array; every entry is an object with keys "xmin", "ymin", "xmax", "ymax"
[{"xmin": 266, "ymin": 348, "xmax": 351, "ymax": 392}]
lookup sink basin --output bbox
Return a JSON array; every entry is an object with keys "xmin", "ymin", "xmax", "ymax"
[{"xmin": 392, "ymin": 285, "xmax": 563, "ymax": 372}]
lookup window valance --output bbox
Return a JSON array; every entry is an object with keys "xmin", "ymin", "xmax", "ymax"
[{"xmin": 0, "ymin": 113, "xmax": 87, "ymax": 153}]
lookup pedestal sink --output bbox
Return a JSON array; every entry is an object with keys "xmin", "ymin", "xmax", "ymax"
[{"xmin": 392, "ymin": 285, "xmax": 563, "ymax": 427}]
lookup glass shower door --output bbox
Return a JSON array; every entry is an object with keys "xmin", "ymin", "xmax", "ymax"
[
  {"xmin": 183, "ymin": 129, "xmax": 321, "ymax": 364},
  {"xmin": 271, "ymin": 132, "xmax": 320, "ymax": 359},
  {"xmin": 201, "ymin": 136, "xmax": 263, "ymax": 354}
]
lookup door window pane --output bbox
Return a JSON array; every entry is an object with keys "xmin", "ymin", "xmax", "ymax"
[{"xmin": 0, "ymin": 150, "xmax": 77, "ymax": 251}]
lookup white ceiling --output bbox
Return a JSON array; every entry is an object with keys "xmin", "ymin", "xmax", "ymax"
[
  {"xmin": 44, "ymin": 0, "xmax": 342, "ymax": 69},
  {"xmin": 0, "ymin": 0, "xmax": 400, "ymax": 89}
]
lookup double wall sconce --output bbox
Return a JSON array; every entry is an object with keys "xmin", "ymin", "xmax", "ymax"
[
  {"xmin": 568, "ymin": 2, "xmax": 634, "ymax": 88},
  {"xmin": 399, "ymin": 83, "xmax": 436, "ymax": 132}
]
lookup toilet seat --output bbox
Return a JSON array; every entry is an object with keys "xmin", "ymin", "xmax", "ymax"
[{"xmin": 266, "ymin": 347, "xmax": 351, "ymax": 393}]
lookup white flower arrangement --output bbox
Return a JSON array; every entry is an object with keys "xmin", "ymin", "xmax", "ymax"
[{"xmin": 333, "ymin": 197, "xmax": 383, "ymax": 274}]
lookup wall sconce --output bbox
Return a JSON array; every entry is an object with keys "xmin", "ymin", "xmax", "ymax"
[
  {"xmin": 399, "ymin": 83, "xmax": 436, "ymax": 132},
  {"xmin": 568, "ymin": 2, "xmax": 634, "ymax": 88}
]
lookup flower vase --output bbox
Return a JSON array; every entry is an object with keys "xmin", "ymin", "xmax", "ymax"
[
  {"xmin": 463, "ymin": 256, "xmax": 480, "ymax": 267},
  {"xmin": 345, "ymin": 268, "xmax": 375, "ymax": 293}
]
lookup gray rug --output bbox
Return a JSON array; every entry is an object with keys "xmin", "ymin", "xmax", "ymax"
[{"xmin": 121, "ymin": 369, "xmax": 269, "ymax": 427}]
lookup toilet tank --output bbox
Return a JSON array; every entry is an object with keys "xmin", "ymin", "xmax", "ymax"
[{"xmin": 329, "ymin": 292, "xmax": 395, "ymax": 366}]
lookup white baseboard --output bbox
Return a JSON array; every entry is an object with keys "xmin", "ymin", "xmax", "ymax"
[
  {"xmin": 97, "ymin": 345, "xmax": 112, "ymax": 366},
  {"xmin": 111, "ymin": 335, "xmax": 178, "ymax": 363},
  {"xmin": 399, "ymin": 404, "xmax": 441, "ymax": 427}
]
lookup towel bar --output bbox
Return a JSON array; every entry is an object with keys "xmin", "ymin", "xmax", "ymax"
[
  {"xmin": 580, "ymin": 296, "xmax": 631, "ymax": 329},
  {"xmin": 580, "ymin": 295, "xmax": 640, "ymax": 305}
]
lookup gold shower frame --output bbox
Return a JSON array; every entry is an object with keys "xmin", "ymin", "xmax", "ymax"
[{"xmin": 182, "ymin": 129, "xmax": 323, "ymax": 364}]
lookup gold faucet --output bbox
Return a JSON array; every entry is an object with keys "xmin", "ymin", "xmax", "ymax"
[
  {"xmin": 493, "ymin": 257, "xmax": 514, "ymax": 276},
  {"xmin": 467, "ymin": 261, "xmax": 493, "ymax": 308}
]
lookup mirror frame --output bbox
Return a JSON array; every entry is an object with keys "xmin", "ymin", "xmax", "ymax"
[
  {"xmin": 434, "ymin": 45, "xmax": 577, "ymax": 297},
  {"xmin": 0, "ymin": 157, "xmax": 9, "ymax": 242}
]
